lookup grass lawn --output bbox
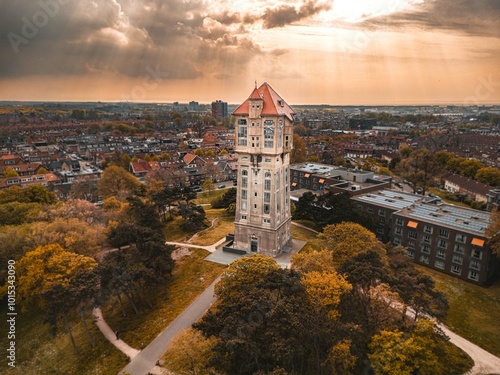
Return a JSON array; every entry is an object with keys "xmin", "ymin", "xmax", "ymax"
[
  {"xmin": 415, "ymin": 264, "xmax": 500, "ymax": 356},
  {"xmin": 292, "ymin": 221, "xmax": 323, "ymax": 253},
  {"xmin": 102, "ymin": 248, "xmax": 226, "ymax": 350},
  {"xmin": 0, "ymin": 303, "xmax": 128, "ymax": 375},
  {"xmin": 190, "ymin": 208, "xmax": 234, "ymax": 246}
]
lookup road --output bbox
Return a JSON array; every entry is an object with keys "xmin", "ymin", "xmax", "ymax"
[{"xmin": 119, "ymin": 277, "xmax": 220, "ymax": 375}]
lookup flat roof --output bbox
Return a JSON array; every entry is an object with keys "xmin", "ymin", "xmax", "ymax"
[
  {"xmin": 400, "ymin": 203, "xmax": 490, "ymax": 236},
  {"xmin": 291, "ymin": 162, "xmax": 372, "ymax": 175},
  {"xmin": 353, "ymin": 189, "xmax": 491, "ymax": 236},
  {"xmin": 352, "ymin": 189, "xmax": 422, "ymax": 210}
]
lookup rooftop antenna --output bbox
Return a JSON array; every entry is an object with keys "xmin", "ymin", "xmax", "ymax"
[{"xmin": 255, "ymin": 80, "xmax": 257, "ymax": 89}]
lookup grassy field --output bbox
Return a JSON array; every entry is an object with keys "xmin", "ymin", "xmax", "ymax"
[
  {"xmin": 415, "ymin": 265, "xmax": 500, "ymax": 356},
  {"xmin": 102, "ymin": 248, "xmax": 226, "ymax": 349},
  {"xmin": 0, "ymin": 304, "xmax": 128, "ymax": 375},
  {"xmin": 190, "ymin": 208, "xmax": 234, "ymax": 246},
  {"xmin": 291, "ymin": 222, "xmax": 323, "ymax": 253}
]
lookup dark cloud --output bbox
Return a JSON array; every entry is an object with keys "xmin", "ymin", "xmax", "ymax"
[
  {"xmin": 363, "ymin": 0, "xmax": 500, "ymax": 38},
  {"xmin": 261, "ymin": 1, "xmax": 332, "ymax": 29},
  {"xmin": 0, "ymin": 0, "xmax": 262, "ymax": 80}
]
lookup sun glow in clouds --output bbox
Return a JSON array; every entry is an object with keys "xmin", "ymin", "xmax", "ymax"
[{"xmin": 328, "ymin": 0, "xmax": 425, "ymax": 23}]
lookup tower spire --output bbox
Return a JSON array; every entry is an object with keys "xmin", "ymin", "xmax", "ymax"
[{"xmin": 255, "ymin": 80, "xmax": 257, "ymax": 89}]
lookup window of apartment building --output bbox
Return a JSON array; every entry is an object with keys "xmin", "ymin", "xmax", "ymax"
[
  {"xmin": 423, "ymin": 235, "xmax": 432, "ymax": 244},
  {"xmin": 455, "ymin": 234, "xmax": 467, "ymax": 244},
  {"xmin": 379, "ymin": 218, "xmax": 385, "ymax": 225},
  {"xmin": 439, "ymin": 229, "xmax": 449, "ymax": 238},
  {"xmin": 378, "ymin": 209, "xmax": 385, "ymax": 216},
  {"xmin": 264, "ymin": 192, "xmax": 271, "ymax": 203},
  {"xmin": 263, "ymin": 218, "xmax": 270, "ymax": 224},
  {"xmin": 451, "ymin": 265, "xmax": 462, "ymax": 275},
  {"xmin": 419, "ymin": 255, "xmax": 429, "ymax": 264},
  {"xmin": 276, "ymin": 192, "xmax": 281, "ymax": 213},
  {"xmin": 408, "ymin": 241, "xmax": 415, "ymax": 249},
  {"xmin": 424, "ymin": 225, "xmax": 433, "ymax": 234},
  {"xmin": 264, "ymin": 204, "xmax": 270, "ymax": 215},
  {"xmin": 377, "ymin": 227, "xmax": 384, "ymax": 234},
  {"xmin": 435, "ymin": 260, "xmax": 445, "ymax": 270},
  {"xmin": 367, "ymin": 206, "xmax": 374, "ymax": 213},
  {"xmin": 394, "ymin": 227, "xmax": 402, "ymax": 235},
  {"xmin": 469, "ymin": 260, "xmax": 481, "ymax": 271},
  {"xmin": 471, "ymin": 249, "xmax": 482, "ymax": 260},
  {"xmin": 237, "ymin": 119, "xmax": 247, "ymax": 146},
  {"xmin": 396, "ymin": 218, "xmax": 403, "ymax": 226},
  {"xmin": 468, "ymin": 271, "xmax": 478, "ymax": 281},
  {"xmin": 407, "ymin": 249, "xmax": 414, "ymax": 259},
  {"xmin": 241, "ymin": 215, "xmax": 247, "ymax": 220},
  {"xmin": 438, "ymin": 239, "xmax": 448, "ymax": 249},
  {"xmin": 452, "ymin": 255, "xmax": 463, "ymax": 265},
  {"xmin": 393, "ymin": 236, "xmax": 402, "ymax": 245},
  {"xmin": 436, "ymin": 249, "xmax": 446, "ymax": 259},
  {"xmin": 454, "ymin": 244, "xmax": 465, "ymax": 254},
  {"xmin": 420, "ymin": 245, "xmax": 431, "ymax": 254},
  {"xmin": 408, "ymin": 230, "xmax": 417, "ymax": 239}
]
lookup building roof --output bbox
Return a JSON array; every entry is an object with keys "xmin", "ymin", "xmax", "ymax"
[
  {"xmin": 353, "ymin": 189, "xmax": 491, "ymax": 236},
  {"xmin": 233, "ymin": 82, "xmax": 295, "ymax": 121}
]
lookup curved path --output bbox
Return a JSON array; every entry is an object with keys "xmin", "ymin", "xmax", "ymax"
[{"xmin": 118, "ymin": 277, "xmax": 219, "ymax": 375}]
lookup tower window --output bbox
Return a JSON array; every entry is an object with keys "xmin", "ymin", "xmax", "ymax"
[{"xmin": 238, "ymin": 119, "xmax": 247, "ymax": 146}]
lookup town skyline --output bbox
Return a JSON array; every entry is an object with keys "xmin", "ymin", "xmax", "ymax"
[{"xmin": 1, "ymin": 0, "xmax": 499, "ymax": 105}]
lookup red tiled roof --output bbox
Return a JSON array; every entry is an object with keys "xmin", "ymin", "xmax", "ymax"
[
  {"xmin": 233, "ymin": 82, "xmax": 295, "ymax": 121},
  {"xmin": 183, "ymin": 153, "xmax": 198, "ymax": 165}
]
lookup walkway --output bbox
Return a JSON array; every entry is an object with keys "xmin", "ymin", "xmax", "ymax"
[
  {"xmin": 93, "ymin": 307, "xmax": 140, "ymax": 360},
  {"xmin": 118, "ymin": 277, "xmax": 219, "ymax": 375},
  {"xmin": 440, "ymin": 324, "xmax": 500, "ymax": 375},
  {"xmin": 165, "ymin": 236, "xmax": 227, "ymax": 253}
]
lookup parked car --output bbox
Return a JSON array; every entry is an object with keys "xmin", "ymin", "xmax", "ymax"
[{"xmin": 218, "ymin": 184, "xmax": 226, "ymax": 189}]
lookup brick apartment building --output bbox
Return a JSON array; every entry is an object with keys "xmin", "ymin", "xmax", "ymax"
[{"xmin": 352, "ymin": 189, "xmax": 499, "ymax": 286}]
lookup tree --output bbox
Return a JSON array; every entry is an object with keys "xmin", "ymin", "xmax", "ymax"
[
  {"xmin": 211, "ymin": 187, "xmax": 236, "ymax": 209},
  {"xmin": 324, "ymin": 339, "xmax": 357, "ymax": 375},
  {"xmin": 486, "ymin": 207, "xmax": 500, "ymax": 256},
  {"xmin": 0, "ymin": 202, "xmax": 42, "ymax": 225},
  {"xmin": 291, "ymin": 250, "xmax": 337, "ymax": 274},
  {"xmin": 458, "ymin": 159, "xmax": 484, "ymax": 179},
  {"xmin": 433, "ymin": 151, "xmax": 455, "ymax": 167},
  {"xmin": 302, "ymin": 271, "xmax": 352, "ymax": 320},
  {"xmin": 215, "ymin": 254, "xmax": 281, "ymax": 302},
  {"xmin": 30, "ymin": 218, "xmax": 105, "ymax": 256},
  {"xmin": 163, "ymin": 328, "xmax": 218, "ymax": 375},
  {"xmin": 16, "ymin": 244, "xmax": 98, "ymax": 354},
  {"xmin": 201, "ymin": 179, "xmax": 215, "ymax": 194},
  {"xmin": 396, "ymin": 148, "xmax": 438, "ymax": 195},
  {"xmin": 476, "ymin": 166, "xmax": 500, "ymax": 186},
  {"xmin": 319, "ymin": 222, "xmax": 384, "ymax": 267},
  {"xmin": 3, "ymin": 167, "xmax": 18, "ymax": 177},
  {"xmin": 37, "ymin": 167, "xmax": 49, "ymax": 174},
  {"xmin": 98, "ymin": 165, "xmax": 141, "ymax": 199},
  {"xmin": 368, "ymin": 320, "xmax": 445, "ymax": 375},
  {"xmin": 178, "ymin": 202, "xmax": 207, "ymax": 231},
  {"xmin": 196, "ymin": 268, "xmax": 336, "ymax": 375},
  {"xmin": 291, "ymin": 133, "xmax": 307, "ymax": 164},
  {"xmin": 23, "ymin": 184, "xmax": 57, "ymax": 204}
]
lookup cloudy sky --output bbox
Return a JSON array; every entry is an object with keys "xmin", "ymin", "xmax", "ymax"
[{"xmin": 0, "ymin": 0, "xmax": 499, "ymax": 105}]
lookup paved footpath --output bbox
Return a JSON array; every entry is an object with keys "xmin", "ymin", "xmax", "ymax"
[{"xmin": 118, "ymin": 276, "xmax": 220, "ymax": 375}]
